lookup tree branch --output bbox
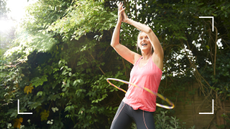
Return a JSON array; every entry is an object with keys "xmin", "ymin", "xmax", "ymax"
[{"xmin": 88, "ymin": 51, "xmax": 106, "ymax": 75}]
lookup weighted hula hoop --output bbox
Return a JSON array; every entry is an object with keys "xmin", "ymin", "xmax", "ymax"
[{"xmin": 106, "ymin": 78, "xmax": 175, "ymax": 109}]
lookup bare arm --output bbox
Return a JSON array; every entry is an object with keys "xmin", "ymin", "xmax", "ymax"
[
  {"xmin": 110, "ymin": 2, "xmax": 140, "ymax": 64},
  {"xmin": 123, "ymin": 13, "xmax": 164, "ymax": 60}
]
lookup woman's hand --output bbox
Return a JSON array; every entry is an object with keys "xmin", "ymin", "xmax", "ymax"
[
  {"xmin": 117, "ymin": 2, "xmax": 125, "ymax": 23},
  {"xmin": 122, "ymin": 9, "xmax": 129, "ymax": 23}
]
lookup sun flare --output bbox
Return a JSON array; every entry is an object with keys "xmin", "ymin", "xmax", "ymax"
[{"xmin": 0, "ymin": 19, "xmax": 14, "ymax": 33}]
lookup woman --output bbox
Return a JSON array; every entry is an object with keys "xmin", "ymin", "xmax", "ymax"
[{"xmin": 110, "ymin": 2, "xmax": 164, "ymax": 129}]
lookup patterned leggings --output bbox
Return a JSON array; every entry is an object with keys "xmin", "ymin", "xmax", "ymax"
[{"xmin": 110, "ymin": 101, "xmax": 155, "ymax": 129}]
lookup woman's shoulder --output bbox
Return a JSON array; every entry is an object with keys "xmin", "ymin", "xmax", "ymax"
[
  {"xmin": 151, "ymin": 53, "xmax": 163, "ymax": 71},
  {"xmin": 133, "ymin": 54, "xmax": 142, "ymax": 65}
]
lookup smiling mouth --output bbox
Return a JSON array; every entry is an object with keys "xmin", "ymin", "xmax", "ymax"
[{"xmin": 141, "ymin": 43, "xmax": 147, "ymax": 46}]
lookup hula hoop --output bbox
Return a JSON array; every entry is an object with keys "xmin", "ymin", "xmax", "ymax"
[{"xmin": 106, "ymin": 78, "xmax": 175, "ymax": 109}]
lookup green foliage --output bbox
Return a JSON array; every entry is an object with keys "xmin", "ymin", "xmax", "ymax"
[
  {"xmin": 0, "ymin": 0, "xmax": 9, "ymax": 18},
  {"xmin": 48, "ymin": 0, "xmax": 117, "ymax": 41},
  {"xmin": 201, "ymin": 52, "xmax": 230, "ymax": 98},
  {"xmin": 216, "ymin": 113, "xmax": 230, "ymax": 129},
  {"xmin": 155, "ymin": 111, "xmax": 195, "ymax": 129},
  {"xmin": 131, "ymin": 111, "xmax": 196, "ymax": 129},
  {"xmin": 1, "ymin": 0, "xmax": 120, "ymax": 128}
]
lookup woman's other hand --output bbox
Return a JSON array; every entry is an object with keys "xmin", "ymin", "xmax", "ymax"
[
  {"xmin": 117, "ymin": 2, "xmax": 125, "ymax": 23},
  {"xmin": 122, "ymin": 9, "xmax": 129, "ymax": 23}
]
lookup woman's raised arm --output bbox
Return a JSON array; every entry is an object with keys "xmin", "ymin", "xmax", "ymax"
[
  {"xmin": 110, "ymin": 2, "xmax": 141, "ymax": 65},
  {"xmin": 123, "ymin": 12, "xmax": 164, "ymax": 60}
]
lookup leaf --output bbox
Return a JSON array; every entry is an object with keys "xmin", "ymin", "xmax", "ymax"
[
  {"xmin": 28, "ymin": 102, "xmax": 42, "ymax": 109},
  {"xmin": 31, "ymin": 75, "xmax": 48, "ymax": 87},
  {"xmin": 13, "ymin": 117, "xmax": 23, "ymax": 128},
  {"xmin": 51, "ymin": 107, "xmax": 59, "ymax": 113},
  {"xmin": 15, "ymin": 83, "xmax": 19, "ymax": 88},
  {"xmin": 24, "ymin": 84, "xmax": 34, "ymax": 94},
  {"xmin": 40, "ymin": 110, "xmax": 49, "ymax": 121},
  {"xmin": 65, "ymin": 105, "xmax": 74, "ymax": 112},
  {"xmin": 48, "ymin": 94, "xmax": 60, "ymax": 101},
  {"xmin": 37, "ymin": 91, "xmax": 43, "ymax": 96}
]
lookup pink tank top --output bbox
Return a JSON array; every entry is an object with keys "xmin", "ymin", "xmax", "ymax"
[{"xmin": 123, "ymin": 56, "xmax": 162, "ymax": 112}]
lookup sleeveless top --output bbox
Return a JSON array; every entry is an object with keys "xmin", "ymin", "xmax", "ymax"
[{"xmin": 122, "ymin": 56, "xmax": 162, "ymax": 112}]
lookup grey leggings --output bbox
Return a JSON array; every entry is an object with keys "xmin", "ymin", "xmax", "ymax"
[{"xmin": 110, "ymin": 101, "xmax": 155, "ymax": 129}]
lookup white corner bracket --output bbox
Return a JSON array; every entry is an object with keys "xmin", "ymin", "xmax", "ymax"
[
  {"xmin": 199, "ymin": 99, "xmax": 214, "ymax": 114},
  {"xmin": 199, "ymin": 16, "xmax": 214, "ymax": 32},
  {"xmin": 17, "ymin": 99, "xmax": 33, "ymax": 114}
]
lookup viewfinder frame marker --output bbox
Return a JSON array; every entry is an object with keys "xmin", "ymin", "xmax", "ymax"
[
  {"xmin": 199, "ymin": 99, "xmax": 214, "ymax": 114},
  {"xmin": 17, "ymin": 99, "xmax": 33, "ymax": 115},
  {"xmin": 199, "ymin": 16, "xmax": 214, "ymax": 32}
]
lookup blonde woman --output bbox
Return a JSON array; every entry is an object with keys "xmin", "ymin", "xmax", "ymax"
[{"xmin": 110, "ymin": 2, "xmax": 163, "ymax": 129}]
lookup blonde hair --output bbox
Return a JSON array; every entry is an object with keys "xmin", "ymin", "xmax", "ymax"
[{"xmin": 136, "ymin": 31, "xmax": 143, "ymax": 52}]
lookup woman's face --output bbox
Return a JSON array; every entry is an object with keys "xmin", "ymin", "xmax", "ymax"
[{"xmin": 137, "ymin": 32, "xmax": 152, "ymax": 52}]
